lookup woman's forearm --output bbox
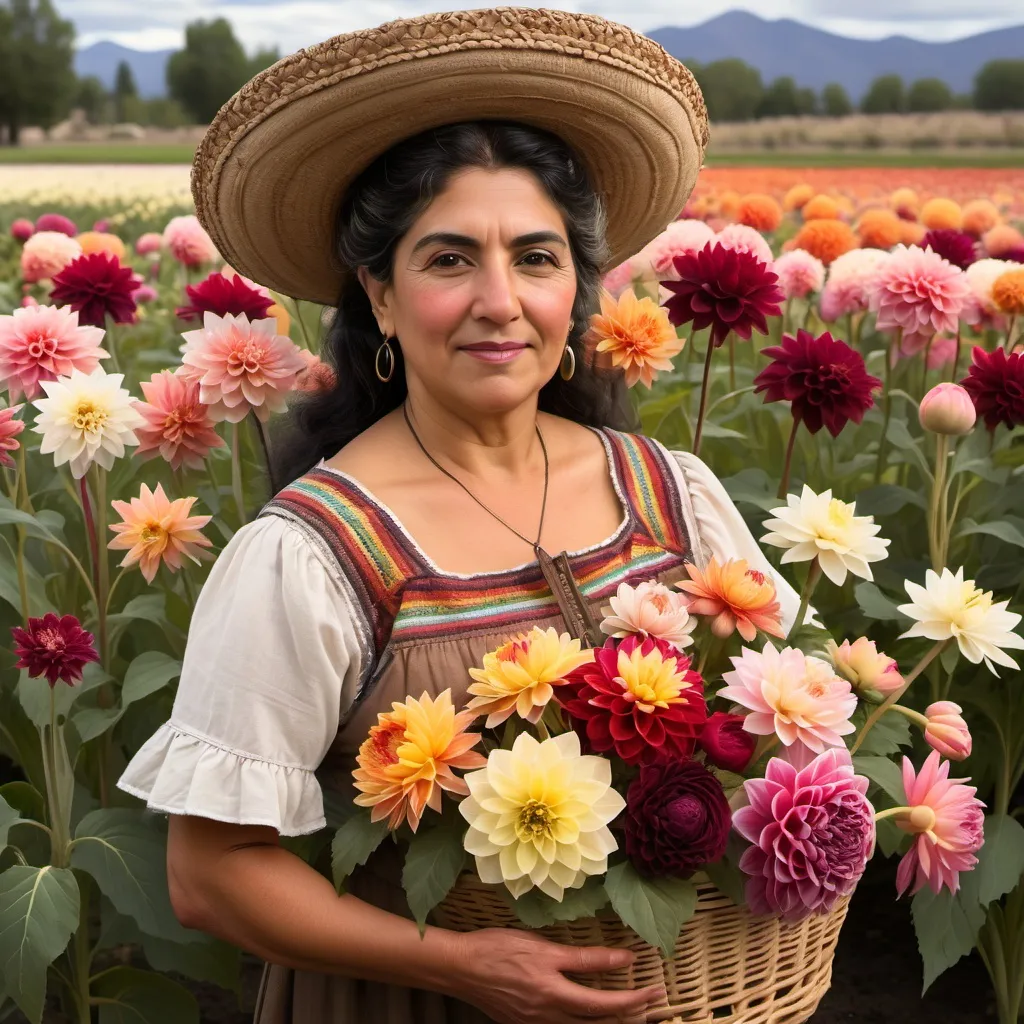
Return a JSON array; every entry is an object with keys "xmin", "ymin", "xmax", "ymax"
[{"xmin": 182, "ymin": 841, "xmax": 466, "ymax": 995}]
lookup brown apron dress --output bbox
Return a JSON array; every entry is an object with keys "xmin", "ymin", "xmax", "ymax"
[{"xmin": 250, "ymin": 428, "xmax": 706, "ymax": 1023}]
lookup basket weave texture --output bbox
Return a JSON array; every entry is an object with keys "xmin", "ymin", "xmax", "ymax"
[{"xmin": 432, "ymin": 873, "xmax": 850, "ymax": 1024}]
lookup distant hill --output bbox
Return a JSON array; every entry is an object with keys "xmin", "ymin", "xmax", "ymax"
[
  {"xmin": 73, "ymin": 41, "xmax": 175, "ymax": 99},
  {"xmin": 75, "ymin": 12, "xmax": 1024, "ymax": 104},
  {"xmin": 648, "ymin": 12, "xmax": 1024, "ymax": 100}
]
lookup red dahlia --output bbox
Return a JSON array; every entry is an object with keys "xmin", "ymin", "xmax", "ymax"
[
  {"xmin": 50, "ymin": 252, "xmax": 137, "ymax": 328},
  {"xmin": 959, "ymin": 346, "xmax": 1024, "ymax": 431},
  {"xmin": 176, "ymin": 271, "xmax": 275, "ymax": 322},
  {"xmin": 557, "ymin": 635, "xmax": 706, "ymax": 765},
  {"xmin": 11, "ymin": 612, "xmax": 100, "ymax": 687},
  {"xmin": 922, "ymin": 229, "xmax": 977, "ymax": 270},
  {"xmin": 754, "ymin": 329, "xmax": 882, "ymax": 437},
  {"xmin": 660, "ymin": 242, "xmax": 784, "ymax": 348}
]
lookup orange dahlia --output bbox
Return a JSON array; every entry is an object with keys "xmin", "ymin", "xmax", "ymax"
[
  {"xmin": 961, "ymin": 199, "xmax": 1000, "ymax": 238},
  {"xmin": 76, "ymin": 231, "xmax": 127, "ymax": 262},
  {"xmin": 718, "ymin": 189, "xmax": 742, "ymax": 220},
  {"xmin": 921, "ymin": 198, "xmax": 962, "ymax": 232},
  {"xmin": 791, "ymin": 219, "xmax": 857, "ymax": 266},
  {"xmin": 676, "ymin": 557, "xmax": 785, "ymax": 642},
  {"xmin": 900, "ymin": 221, "xmax": 927, "ymax": 246},
  {"xmin": 802, "ymin": 195, "xmax": 840, "ymax": 221},
  {"xmin": 856, "ymin": 209, "xmax": 903, "ymax": 250},
  {"xmin": 738, "ymin": 194, "xmax": 783, "ymax": 233},
  {"xmin": 783, "ymin": 184, "xmax": 815, "ymax": 212},
  {"xmin": 992, "ymin": 268, "xmax": 1024, "ymax": 317},
  {"xmin": 587, "ymin": 287, "xmax": 684, "ymax": 387},
  {"xmin": 983, "ymin": 224, "xmax": 1024, "ymax": 259},
  {"xmin": 352, "ymin": 689, "xmax": 486, "ymax": 831},
  {"xmin": 889, "ymin": 188, "xmax": 919, "ymax": 221}
]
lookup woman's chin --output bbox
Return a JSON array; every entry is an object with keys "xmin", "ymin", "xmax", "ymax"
[{"xmin": 446, "ymin": 371, "xmax": 552, "ymax": 414}]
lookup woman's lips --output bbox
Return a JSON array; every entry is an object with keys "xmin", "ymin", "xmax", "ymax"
[{"xmin": 459, "ymin": 341, "xmax": 529, "ymax": 363}]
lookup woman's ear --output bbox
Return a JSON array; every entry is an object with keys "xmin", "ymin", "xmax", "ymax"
[{"xmin": 356, "ymin": 266, "xmax": 392, "ymax": 336}]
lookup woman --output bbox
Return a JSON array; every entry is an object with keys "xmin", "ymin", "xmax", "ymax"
[{"xmin": 118, "ymin": 9, "xmax": 803, "ymax": 1024}]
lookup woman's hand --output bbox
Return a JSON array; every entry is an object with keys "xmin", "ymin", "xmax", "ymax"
[{"xmin": 446, "ymin": 927, "xmax": 667, "ymax": 1024}]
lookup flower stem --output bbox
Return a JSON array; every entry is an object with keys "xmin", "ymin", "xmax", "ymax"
[
  {"xmin": 873, "ymin": 330, "xmax": 900, "ymax": 484},
  {"xmin": 873, "ymin": 805, "xmax": 913, "ymax": 823},
  {"xmin": 951, "ymin": 324, "xmax": 963, "ymax": 380},
  {"xmin": 78, "ymin": 475, "xmax": 99, "ymax": 584},
  {"xmin": 16, "ymin": 437, "xmax": 33, "ymax": 513},
  {"xmin": 849, "ymin": 638, "xmax": 950, "ymax": 755},
  {"xmin": 928, "ymin": 433, "xmax": 950, "ymax": 573},
  {"xmin": 250, "ymin": 410, "xmax": 276, "ymax": 496},
  {"xmin": 15, "ymin": 525, "xmax": 30, "ymax": 623},
  {"xmin": 230, "ymin": 421, "xmax": 247, "ymax": 526},
  {"xmin": 778, "ymin": 416, "xmax": 800, "ymax": 499},
  {"xmin": 1004, "ymin": 315, "xmax": 1017, "ymax": 353},
  {"xmin": 752, "ymin": 734, "xmax": 779, "ymax": 763},
  {"xmin": 692, "ymin": 334, "xmax": 719, "ymax": 458},
  {"xmin": 728, "ymin": 334, "xmax": 736, "ymax": 392},
  {"xmin": 791, "ymin": 558, "xmax": 822, "ymax": 635}
]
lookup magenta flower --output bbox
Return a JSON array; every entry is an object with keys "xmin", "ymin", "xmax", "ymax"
[
  {"xmin": 50, "ymin": 253, "xmax": 138, "ymax": 329},
  {"xmin": 175, "ymin": 271, "xmax": 275, "ymax": 322},
  {"xmin": 733, "ymin": 747, "xmax": 875, "ymax": 921},
  {"xmin": 922, "ymin": 229, "xmax": 977, "ymax": 270},
  {"xmin": 0, "ymin": 404, "xmax": 25, "ymax": 469},
  {"xmin": 35, "ymin": 213, "xmax": 77, "ymax": 237},
  {"xmin": 11, "ymin": 612, "xmax": 100, "ymax": 687},
  {"xmin": 11, "ymin": 219, "xmax": 34, "ymax": 243}
]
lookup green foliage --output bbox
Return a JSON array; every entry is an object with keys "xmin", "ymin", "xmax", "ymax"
[
  {"xmin": 504, "ymin": 877, "xmax": 609, "ymax": 927},
  {"xmin": 401, "ymin": 825, "xmax": 466, "ymax": 931},
  {"xmin": 691, "ymin": 58, "xmax": 764, "ymax": 122},
  {"xmin": 973, "ymin": 59, "xmax": 1024, "ymax": 111},
  {"xmin": 907, "ymin": 78, "xmax": 953, "ymax": 113},
  {"xmin": 860, "ymin": 74, "xmax": 905, "ymax": 114},
  {"xmin": 331, "ymin": 813, "xmax": 390, "ymax": 893},
  {"xmin": 822, "ymin": 82, "xmax": 853, "ymax": 117},
  {"xmin": 166, "ymin": 18, "xmax": 251, "ymax": 124},
  {"xmin": 90, "ymin": 966, "xmax": 199, "ymax": 1024},
  {"xmin": 603, "ymin": 862, "xmax": 698, "ymax": 958}
]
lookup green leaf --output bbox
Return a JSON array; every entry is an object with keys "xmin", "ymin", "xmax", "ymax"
[
  {"xmin": 70, "ymin": 810, "xmax": 194, "ymax": 942},
  {"xmin": 854, "ymin": 484, "xmax": 927, "ymax": 517},
  {"xmin": 703, "ymin": 858, "xmax": 747, "ymax": 907},
  {"xmin": 603, "ymin": 862, "xmax": 698, "ymax": 958},
  {"xmin": 885, "ymin": 418, "xmax": 931, "ymax": 478},
  {"xmin": 0, "ymin": 798, "xmax": 19, "ymax": 857},
  {"xmin": 0, "ymin": 508, "xmax": 60, "ymax": 545},
  {"xmin": 122, "ymin": 652, "xmax": 182, "ymax": 707},
  {"xmin": 71, "ymin": 707, "xmax": 124, "ymax": 745},
  {"xmin": 140, "ymin": 934, "xmax": 241, "ymax": 994},
  {"xmin": 402, "ymin": 825, "xmax": 466, "ymax": 932},
  {"xmin": 854, "ymin": 581, "xmax": 906, "ymax": 622},
  {"xmin": 960, "ymin": 815, "xmax": 1024, "ymax": 909},
  {"xmin": 855, "ymin": 709, "xmax": 912, "ymax": 757},
  {"xmin": 0, "ymin": 785, "xmax": 43, "ymax": 826},
  {"xmin": 16, "ymin": 663, "xmax": 111, "ymax": 731},
  {"xmin": 504, "ymin": 877, "xmax": 609, "ymax": 927},
  {"xmin": 852, "ymin": 755, "xmax": 907, "ymax": 807},
  {"xmin": 0, "ymin": 535, "xmax": 49, "ymax": 618},
  {"xmin": 91, "ymin": 966, "xmax": 199, "ymax": 1024},
  {"xmin": 911, "ymin": 885, "xmax": 986, "ymax": 993},
  {"xmin": 0, "ymin": 865, "xmax": 80, "ymax": 1024},
  {"xmin": 784, "ymin": 623, "xmax": 833, "ymax": 657},
  {"xmin": 875, "ymin": 818, "xmax": 906, "ymax": 859},
  {"xmin": 955, "ymin": 518, "xmax": 1024, "ymax": 550},
  {"xmin": 331, "ymin": 814, "xmax": 389, "ymax": 893}
]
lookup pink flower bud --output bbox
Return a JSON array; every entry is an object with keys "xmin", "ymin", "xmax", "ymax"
[
  {"xmin": 924, "ymin": 701, "xmax": 971, "ymax": 760},
  {"xmin": 825, "ymin": 637, "xmax": 903, "ymax": 701},
  {"xmin": 11, "ymin": 218, "xmax": 34, "ymax": 243},
  {"xmin": 699, "ymin": 711, "xmax": 757, "ymax": 773},
  {"xmin": 919, "ymin": 383, "xmax": 977, "ymax": 435}
]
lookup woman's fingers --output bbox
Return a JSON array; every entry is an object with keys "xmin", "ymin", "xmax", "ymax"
[
  {"xmin": 550, "ymin": 942, "xmax": 636, "ymax": 975},
  {"xmin": 550, "ymin": 976, "xmax": 667, "ymax": 1018}
]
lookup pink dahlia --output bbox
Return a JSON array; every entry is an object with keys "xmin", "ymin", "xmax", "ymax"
[
  {"xmin": 11, "ymin": 612, "xmax": 100, "ymax": 687},
  {"xmin": 133, "ymin": 370, "xmax": 226, "ymax": 471},
  {"xmin": 20, "ymin": 232, "xmax": 82, "ymax": 284},
  {"xmin": 733, "ymin": 747, "xmax": 874, "ymax": 921},
  {"xmin": 601, "ymin": 260, "xmax": 637, "ymax": 299},
  {"xmin": 11, "ymin": 219, "xmax": 34, "ymax": 243},
  {"xmin": 0, "ymin": 305, "xmax": 108, "ymax": 402},
  {"xmin": 772, "ymin": 249, "xmax": 826, "ymax": 299},
  {"xmin": 163, "ymin": 215, "xmax": 218, "ymax": 267},
  {"xmin": 870, "ymin": 244, "xmax": 970, "ymax": 347},
  {"xmin": 714, "ymin": 223, "xmax": 774, "ymax": 266},
  {"xmin": 35, "ymin": 213, "xmax": 77, "ymax": 237},
  {"xmin": 634, "ymin": 219, "xmax": 717, "ymax": 281},
  {"xmin": 135, "ymin": 232, "xmax": 164, "ymax": 257},
  {"xmin": 176, "ymin": 312, "xmax": 307, "ymax": 423},
  {"xmin": 294, "ymin": 350, "xmax": 337, "ymax": 394},
  {"xmin": 0, "ymin": 404, "xmax": 25, "ymax": 469},
  {"xmin": 50, "ymin": 252, "xmax": 138, "ymax": 329},
  {"xmin": 896, "ymin": 751, "xmax": 984, "ymax": 897},
  {"xmin": 819, "ymin": 248, "xmax": 888, "ymax": 322},
  {"xmin": 923, "ymin": 701, "xmax": 971, "ymax": 761}
]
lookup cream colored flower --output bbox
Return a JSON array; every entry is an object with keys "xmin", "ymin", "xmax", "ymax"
[
  {"xmin": 459, "ymin": 731, "xmax": 623, "ymax": 900},
  {"xmin": 897, "ymin": 566, "xmax": 1024, "ymax": 675},
  {"xmin": 761, "ymin": 485, "xmax": 890, "ymax": 586},
  {"xmin": 599, "ymin": 580, "xmax": 695, "ymax": 649}
]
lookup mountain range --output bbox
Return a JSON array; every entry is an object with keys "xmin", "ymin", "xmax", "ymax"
[{"xmin": 74, "ymin": 11, "xmax": 1024, "ymax": 103}]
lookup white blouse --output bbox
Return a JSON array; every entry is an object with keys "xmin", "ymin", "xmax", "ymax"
[{"xmin": 116, "ymin": 448, "xmax": 808, "ymax": 836}]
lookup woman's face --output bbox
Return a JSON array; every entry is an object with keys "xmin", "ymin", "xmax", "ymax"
[{"xmin": 358, "ymin": 166, "xmax": 578, "ymax": 418}]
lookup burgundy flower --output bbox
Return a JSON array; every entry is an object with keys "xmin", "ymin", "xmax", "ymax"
[
  {"xmin": 35, "ymin": 213, "xmax": 77, "ymax": 237},
  {"xmin": 922, "ymin": 229, "xmax": 977, "ymax": 270},
  {"xmin": 557, "ymin": 635, "xmax": 706, "ymax": 765},
  {"xmin": 624, "ymin": 759, "xmax": 731, "ymax": 877},
  {"xmin": 175, "ymin": 271, "xmax": 275, "ymax": 322},
  {"xmin": 1004, "ymin": 246, "xmax": 1024, "ymax": 264},
  {"xmin": 50, "ymin": 253, "xmax": 137, "ymax": 329},
  {"xmin": 661, "ymin": 242, "xmax": 784, "ymax": 348},
  {"xmin": 959, "ymin": 345, "xmax": 1024, "ymax": 431},
  {"xmin": 754, "ymin": 329, "xmax": 882, "ymax": 438},
  {"xmin": 699, "ymin": 712, "xmax": 756, "ymax": 773},
  {"xmin": 11, "ymin": 613, "xmax": 100, "ymax": 687}
]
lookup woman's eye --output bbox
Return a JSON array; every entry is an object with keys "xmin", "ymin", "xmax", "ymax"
[{"xmin": 430, "ymin": 251, "xmax": 556, "ymax": 268}]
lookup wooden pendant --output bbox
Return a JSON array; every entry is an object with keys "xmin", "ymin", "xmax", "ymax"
[{"xmin": 535, "ymin": 545, "xmax": 601, "ymax": 648}]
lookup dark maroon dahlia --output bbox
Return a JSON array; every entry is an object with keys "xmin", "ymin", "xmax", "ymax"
[
  {"xmin": 922, "ymin": 229, "xmax": 978, "ymax": 270},
  {"xmin": 557, "ymin": 635, "xmax": 706, "ymax": 766},
  {"xmin": 699, "ymin": 712, "xmax": 756, "ymax": 774},
  {"xmin": 660, "ymin": 242, "xmax": 784, "ymax": 348},
  {"xmin": 176, "ymin": 271, "xmax": 275, "ymax": 322},
  {"xmin": 11, "ymin": 613, "xmax": 100, "ymax": 687},
  {"xmin": 624, "ymin": 759, "xmax": 731, "ymax": 877},
  {"xmin": 1003, "ymin": 246, "xmax": 1024, "ymax": 264},
  {"xmin": 959, "ymin": 345, "xmax": 1024, "ymax": 431},
  {"xmin": 50, "ymin": 252, "xmax": 137, "ymax": 328},
  {"xmin": 754, "ymin": 329, "xmax": 882, "ymax": 438}
]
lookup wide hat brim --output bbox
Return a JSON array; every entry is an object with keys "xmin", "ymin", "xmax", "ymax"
[{"xmin": 192, "ymin": 6, "xmax": 709, "ymax": 305}]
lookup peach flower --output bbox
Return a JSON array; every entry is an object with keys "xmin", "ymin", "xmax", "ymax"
[
  {"xmin": 20, "ymin": 231, "xmax": 82, "ymax": 283},
  {"xmin": 715, "ymin": 222, "xmax": 774, "ymax": 266},
  {"xmin": 920, "ymin": 198, "xmax": 962, "ymax": 232},
  {"xmin": 803, "ymin": 195, "xmax": 840, "ymax": 221},
  {"xmin": 599, "ymin": 579, "xmax": 696, "ymax": 650},
  {"xmin": 132, "ymin": 369, "xmax": 225, "ymax": 470},
  {"xmin": 772, "ymin": 249, "xmax": 825, "ymax": 299},
  {"xmin": 737, "ymin": 194, "xmax": 783, "ymax": 233},
  {"xmin": 923, "ymin": 701, "xmax": 972, "ymax": 761},
  {"xmin": 676, "ymin": 557, "xmax": 784, "ymax": 642},
  {"xmin": 76, "ymin": 232, "xmax": 127, "ymax": 262},
  {"xmin": 791, "ymin": 220, "xmax": 857, "ymax": 266},
  {"xmin": 961, "ymin": 199, "xmax": 1000, "ymax": 238},
  {"xmin": 825, "ymin": 637, "xmax": 903, "ymax": 699},
  {"xmin": 163, "ymin": 215, "xmax": 218, "ymax": 267},
  {"xmin": 135, "ymin": 232, "xmax": 164, "ymax": 257}
]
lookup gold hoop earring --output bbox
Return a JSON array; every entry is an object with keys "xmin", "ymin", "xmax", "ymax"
[
  {"xmin": 375, "ymin": 339, "xmax": 395, "ymax": 383},
  {"xmin": 559, "ymin": 343, "xmax": 576, "ymax": 381}
]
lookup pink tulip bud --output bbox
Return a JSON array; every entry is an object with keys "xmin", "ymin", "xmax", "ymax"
[
  {"xmin": 919, "ymin": 383, "xmax": 977, "ymax": 435},
  {"xmin": 924, "ymin": 701, "xmax": 971, "ymax": 760},
  {"xmin": 10, "ymin": 218, "xmax": 34, "ymax": 243}
]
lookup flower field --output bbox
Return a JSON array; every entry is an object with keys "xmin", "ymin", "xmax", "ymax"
[{"xmin": 1, "ymin": 163, "xmax": 1024, "ymax": 1024}]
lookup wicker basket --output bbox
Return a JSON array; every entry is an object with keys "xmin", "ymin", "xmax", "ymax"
[{"xmin": 432, "ymin": 872, "xmax": 850, "ymax": 1024}]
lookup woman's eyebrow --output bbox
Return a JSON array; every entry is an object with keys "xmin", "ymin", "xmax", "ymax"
[{"xmin": 410, "ymin": 230, "xmax": 568, "ymax": 254}]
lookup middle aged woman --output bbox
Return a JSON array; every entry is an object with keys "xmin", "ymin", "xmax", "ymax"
[{"xmin": 117, "ymin": 9, "xmax": 807, "ymax": 1024}]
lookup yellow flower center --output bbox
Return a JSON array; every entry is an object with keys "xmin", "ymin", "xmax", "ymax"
[
  {"xmin": 72, "ymin": 400, "xmax": 107, "ymax": 434},
  {"xmin": 616, "ymin": 647, "xmax": 689, "ymax": 713},
  {"xmin": 515, "ymin": 798, "xmax": 554, "ymax": 842},
  {"xmin": 819, "ymin": 497, "xmax": 854, "ymax": 542},
  {"xmin": 140, "ymin": 523, "xmax": 166, "ymax": 545},
  {"xmin": 908, "ymin": 805, "xmax": 937, "ymax": 832}
]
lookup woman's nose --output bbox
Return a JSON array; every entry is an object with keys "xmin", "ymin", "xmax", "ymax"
[{"xmin": 470, "ymin": 258, "xmax": 522, "ymax": 325}]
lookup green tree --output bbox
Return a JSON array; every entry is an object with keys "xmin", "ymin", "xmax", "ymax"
[
  {"xmin": 0, "ymin": 0, "xmax": 76, "ymax": 145},
  {"xmin": 860, "ymin": 74, "xmax": 905, "ymax": 114},
  {"xmin": 822, "ymin": 82, "xmax": 853, "ymax": 117},
  {"xmin": 74, "ymin": 74, "xmax": 108, "ymax": 124},
  {"xmin": 692, "ymin": 58, "xmax": 764, "ymax": 122},
  {"xmin": 907, "ymin": 77, "xmax": 953, "ymax": 112},
  {"xmin": 973, "ymin": 59, "xmax": 1024, "ymax": 111},
  {"xmin": 247, "ymin": 45, "xmax": 280, "ymax": 78},
  {"xmin": 796, "ymin": 86, "xmax": 817, "ymax": 116},
  {"xmin": 757, "ymin": 76, "xmax": 801, "ymax": 118},
  {"xmin": 166, "ymin": 17, "xmax": 250, "ymax": 124},
  {"xmin": 141, "ymin": 96, "xmax": 187, "ymax": 128},
  {"xmin": 113, "ymin": 59, "xmax": 137, "ymax": 122}
]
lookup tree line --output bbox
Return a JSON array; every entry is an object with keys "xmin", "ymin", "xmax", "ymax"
[{"xmin": 1, "ymin": 0, "xmax": 1023, "ymax": 144}]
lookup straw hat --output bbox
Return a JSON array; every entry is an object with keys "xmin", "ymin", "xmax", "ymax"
[{"xmin": 192, "ymin": 6, "xmax": 709, "ymax": 305}]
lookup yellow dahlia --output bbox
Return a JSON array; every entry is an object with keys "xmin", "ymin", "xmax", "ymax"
[
  {"xmin": 466, "ymin": 626, "xmax": 593, "ymax": 728},
  {"xmin": 353, "ymin": 689, "xmax": 486, "ymax": 831},
  {"xmin": 587, "ymin": 287, "xmax": 684, "ymax": 388},
  {"xmin": 459, "ymin": 731, "xmax": 623, "ymax": 900}
]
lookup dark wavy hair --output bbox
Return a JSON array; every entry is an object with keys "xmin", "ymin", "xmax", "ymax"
[{"xmin": 268, "ymin": 119, "xmax": 637, "ymax": 490}]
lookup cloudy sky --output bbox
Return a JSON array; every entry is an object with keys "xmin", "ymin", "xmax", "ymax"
[{"xmin": 66, "ymin": 0, "xmax": 1018, "ymax": 53}]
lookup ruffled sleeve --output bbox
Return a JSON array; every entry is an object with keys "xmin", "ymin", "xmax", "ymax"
[
  {"xmin": 116, "ymin": 514, "xmax": 366, "ymax": 836},
  {"xmin": 663, "ymin": 448, "xmax": 816, "ymax": 637}
]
